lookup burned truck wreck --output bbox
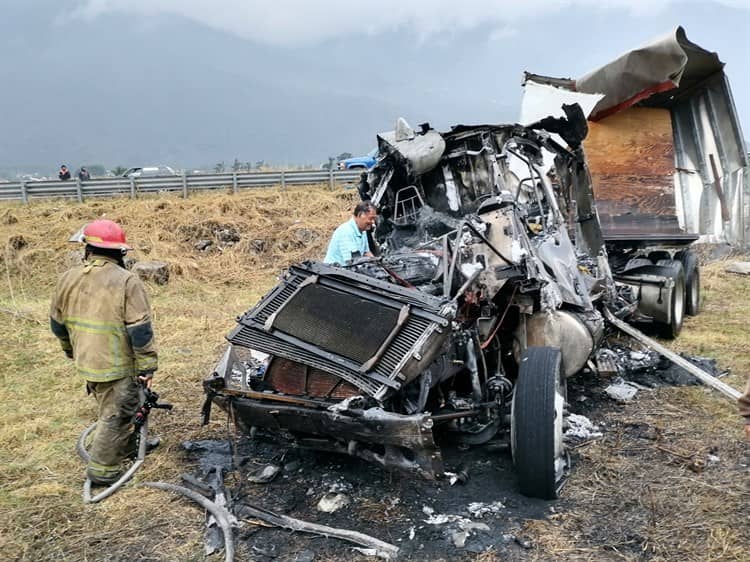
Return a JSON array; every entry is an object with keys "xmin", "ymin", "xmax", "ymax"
[{"xmin": 204, "ymin": 106, "xmax": 684, "ymax": 500}]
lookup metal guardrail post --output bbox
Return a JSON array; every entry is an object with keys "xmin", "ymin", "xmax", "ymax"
[
  {"xmin": 76, "ymin": 178, "xmax": 83, "ymax": 203},
  {"xmin": 280, "ymin": 170, "xmax": 286, "ymax": 191},
  {"xmin": 182, "ymin": 171, "xmax": 188, "ymax": 199},
  {"xmin": 329, "ymin": 168, "xmax": 334, "ymax": 190},
  {"xmin": 232, "ymin": 172, "xmax": 238, "ymax": 194},
  {"xmin": 130, "ymin": 177, "xmax": 136, "ymax": 199},
  {"xmin": 21, "ymin": 181, "xmax": 28, "ymax": 204}
]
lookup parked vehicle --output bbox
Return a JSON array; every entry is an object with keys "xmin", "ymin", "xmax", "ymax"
[
  {"xmin": 122, "ymin": 166, "xmax": 177, "ymax": 178},
  {"xmin": 338, "ymin": 148, "xmax": 378, "ymax": 170}
]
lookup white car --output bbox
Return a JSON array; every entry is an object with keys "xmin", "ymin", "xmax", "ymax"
[{"xmin": 122, "ymin": 166, "xmax": 177, "ymax": 178}]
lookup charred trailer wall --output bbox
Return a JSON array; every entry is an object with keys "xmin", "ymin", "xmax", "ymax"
[{"xmin": 584, "ymin": 107, "xmax": 679, "ymax": 238}]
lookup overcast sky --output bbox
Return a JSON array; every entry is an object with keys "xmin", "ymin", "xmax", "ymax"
[{"xmin": 1, "ymin": 0, "xmax": 748, "ymax": 173}]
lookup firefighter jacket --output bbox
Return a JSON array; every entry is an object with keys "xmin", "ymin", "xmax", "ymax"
[{"xmin": 50, "ymin": 255, "xmax": 158, "ymax": 382}]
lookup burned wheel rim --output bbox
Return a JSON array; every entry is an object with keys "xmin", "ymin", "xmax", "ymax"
[{"xmin": 511, "ymin": 346, "xmax": 566, "ymax": 500}]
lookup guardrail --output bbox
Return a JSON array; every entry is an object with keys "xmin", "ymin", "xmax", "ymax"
[{"xmin": 0, "ymin": 169, "xmax": 366, "ymax": 203}]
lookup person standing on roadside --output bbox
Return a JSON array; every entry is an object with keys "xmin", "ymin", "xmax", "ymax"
[
  {"xmin": 58, "ymin": 164, "xmax": 71, "ymax": 181},
  {"xmin": 50, "ymin": 219, "xmax": 159, "ymax": 485}
]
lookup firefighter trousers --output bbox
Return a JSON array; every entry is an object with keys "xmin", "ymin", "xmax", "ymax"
[{"xmin": 85, "ymin": 377, "xmax": 140, "ymax": 484}]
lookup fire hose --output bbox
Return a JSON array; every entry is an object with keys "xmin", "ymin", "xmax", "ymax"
[{"xmin": 80, "ymin": 386, "xmax": 172, "ymax": 504}]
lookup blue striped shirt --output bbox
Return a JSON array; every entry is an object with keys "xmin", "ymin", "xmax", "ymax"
[{"xmin": 324, "ymin": 218, "xmax": 370, "ymax": 264}]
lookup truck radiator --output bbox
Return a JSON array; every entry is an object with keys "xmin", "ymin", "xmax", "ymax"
[{"xmin": 227, "ymin": 263, "xmax": 452, "ymax": 401}]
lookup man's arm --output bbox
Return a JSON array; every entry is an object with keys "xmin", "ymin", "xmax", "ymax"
[
  {"xmin": 49, "ymin": 284, "xmax": 73, "ymax": 358},
  {"xmin": 124, "ymin": 276, "xmax": 158, "ymax": 386}
]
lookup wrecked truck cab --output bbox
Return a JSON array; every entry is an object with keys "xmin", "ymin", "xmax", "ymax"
[{"xmin": 204, "ymin": 110, "xmax": 633, "ymax": 500}]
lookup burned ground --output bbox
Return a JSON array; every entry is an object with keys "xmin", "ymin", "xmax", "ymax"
[
  {"xmin": 177, "ymin": 434, "xmax": 548, "ymax": 561},
  {"xmin": 176, "ymin": 350, "xmax": 749, "ymax": 562},
  {"xmin": 0, "ymin": 188, "xmax": 747, "ymax": 561}
]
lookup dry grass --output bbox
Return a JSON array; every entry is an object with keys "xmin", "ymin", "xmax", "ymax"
[
  {"xmin": 1, "ymin": 189, "xmax": 748, "ymax": 561},
  {"xmin": 0, "ymin": 187, "xmax": 356, "ymax": 561}
]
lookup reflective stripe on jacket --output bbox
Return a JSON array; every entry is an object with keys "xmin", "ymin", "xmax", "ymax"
[{"xmin": 50, "ymin": 255, "xmax": 158, "ymax": 382}]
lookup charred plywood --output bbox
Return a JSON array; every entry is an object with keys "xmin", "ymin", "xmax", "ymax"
[{"xmin": 584, "ymin": 107, "xmax": 680, "ymax": 237}]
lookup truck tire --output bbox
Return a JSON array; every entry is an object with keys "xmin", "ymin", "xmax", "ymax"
[
  {"xmin": 654, "ymin": 260, "xmax": 685, "ymax": 339},
  {"xmin": 511, "ymin": 347, "xmax": 566, "ymax": 500},
  {"xmin": 675, "ymin": 250, "xmax": 700, "ymax": 316}
]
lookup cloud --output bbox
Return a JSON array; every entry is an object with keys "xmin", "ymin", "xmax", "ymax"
[{"xmin": 72, "ymin": 0, "xmax": 746, "ymax": 47}]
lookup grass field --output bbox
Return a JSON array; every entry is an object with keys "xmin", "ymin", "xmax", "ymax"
[{"xmin": 0, "ymin": 187, "xmax": 748, "ymax": 561}]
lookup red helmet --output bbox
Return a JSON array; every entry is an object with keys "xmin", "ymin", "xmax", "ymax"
[{"xmin": 82, "ymin": 219, "xmax": 132, "ymax": 251}]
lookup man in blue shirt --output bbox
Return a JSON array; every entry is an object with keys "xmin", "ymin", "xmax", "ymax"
[{"xmin": 324, "ymin": 201, "xmax": 378, "ymax": 265}]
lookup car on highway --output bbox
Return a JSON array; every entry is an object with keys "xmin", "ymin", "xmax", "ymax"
[
  {"xmin": 337, "ymin": 148, "xmax": 378, "ymax": 170},
  {"xmin": 122, "ymin": 166, "xmax": 178, "ymax": 178}
]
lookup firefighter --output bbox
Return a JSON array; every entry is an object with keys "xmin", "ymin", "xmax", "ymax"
[{"xmin": 50, "ymin": 219, "xmax": 159, "ymax": 485}]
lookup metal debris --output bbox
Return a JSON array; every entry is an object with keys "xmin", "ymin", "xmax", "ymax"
[
  {"xmin": 247, "ymin": 464, "xmax": 281, "ymax": 484},
  {"xmin": 604, "ymin": 309, "xmax": 742, "ymax": 401}
]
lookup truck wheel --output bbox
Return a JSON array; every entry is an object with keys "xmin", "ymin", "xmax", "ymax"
[
  {"xmin": 654, "ymin": 260, "xmax": 685, "ymax": 339},
  {"xmin": 675, "ymin": 250, "xmax": 700, "ymax": 316},
  {"xmin": 511, "ymin": 347, "xmax": 566, "ymax": 500}
]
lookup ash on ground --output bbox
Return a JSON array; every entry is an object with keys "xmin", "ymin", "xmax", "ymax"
[
  {"xmin": 181, "ymin": 436, "xmax": 548, "ymax": 561},
  {"xmin": 179, "ymin": 347, "xmax": 719, "ymax": 561}
]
